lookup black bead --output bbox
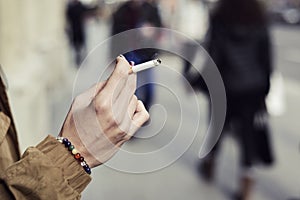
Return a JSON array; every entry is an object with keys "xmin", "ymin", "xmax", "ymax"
[
  {"xmin": 79, "ymin": 156, "xmax": 84, "ymax": 162},
  {"xmin": 65, "ymin": 141, "xmax": 71, "ymax": 148},
  {"xmin": 62, "ymin": 138, "xmax": 68, "ymax": 144},
  {"xmin": 84, "ymin": 165, "xmax": 91, "ymax": 174}
]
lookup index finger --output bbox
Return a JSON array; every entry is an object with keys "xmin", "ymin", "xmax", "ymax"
[{"xmin": 100, "ymin": 55, "xmax": 131, "ymax": 99}]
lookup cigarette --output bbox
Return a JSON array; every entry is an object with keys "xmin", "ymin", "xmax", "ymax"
[{"xmin": 129, "ymin": 59, "xmax": 161, "ymax": 74}]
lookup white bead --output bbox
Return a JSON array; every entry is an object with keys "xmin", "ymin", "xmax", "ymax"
[
  {"xmin": 56, "ymin": 137, "xmax": 63, "ymax": 143},
  {"xmin": 81, "ymin": 161, "xmax": 87, "ymax": 167},
  {"xmin": 71, "ymin": 149, "xmax": 78, "ymax": 155}
]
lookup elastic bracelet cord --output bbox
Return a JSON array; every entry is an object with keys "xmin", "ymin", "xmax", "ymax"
[{"xmin": 56, "ymin": 137, "xmax": 91, "ymax": 175}]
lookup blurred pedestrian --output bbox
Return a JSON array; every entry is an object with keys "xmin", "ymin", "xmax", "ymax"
[
  {"xmin": 198, "ymin": 0, "xmax": 275, "ymax": 199},
  {"xmin": 111, "ymin": 0, "xmax": 163, "ymax": 110},
  {"xmin": 66, "ymin": 0, "xmax": 98, "ymax": 66}
]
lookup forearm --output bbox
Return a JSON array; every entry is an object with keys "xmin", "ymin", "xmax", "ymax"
[{"xmin": 0, "ymin": 135, "xmax": 91, "ymax": 200}]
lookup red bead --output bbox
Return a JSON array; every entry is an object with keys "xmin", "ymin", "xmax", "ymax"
[{"xmin": 74, "ymin": 153, "xmax": 81, "ymax": 160}]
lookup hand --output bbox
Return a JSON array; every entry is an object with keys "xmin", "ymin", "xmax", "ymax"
[{"xmin": 60, "ymin": 56, "xmax": 149, "ymax": 168}]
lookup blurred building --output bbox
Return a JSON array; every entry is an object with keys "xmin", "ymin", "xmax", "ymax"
[{"xmin": 0, "ymin": 0, "xmax": 72, "ymax": 151}]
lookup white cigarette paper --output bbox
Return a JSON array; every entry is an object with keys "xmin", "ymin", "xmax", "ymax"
[{"xmin": 130, "ymin": 59, "xmax": 161, "ymax": 74}]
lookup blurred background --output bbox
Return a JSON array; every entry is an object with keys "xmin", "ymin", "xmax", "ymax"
[{"xmin": 0, "ymin": 0, "xmax": 299, "ymax": 199}]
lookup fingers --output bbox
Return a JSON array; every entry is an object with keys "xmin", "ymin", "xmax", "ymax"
[
  {"xmin": 113, "ymin": 95, "xmax": 138, "ymax": 140},
  {"xmin": 112, "ymin": 72, "xmax": 137, "ymax": 123},
  {"xmin": 85, "ymin": 82, "xmax": 107, "ymax": 101},
  {"xmin": 74, "ymin": 82, "xmax": 106, "ymax": 109},
  {"xmin": 99, "ymin": 55, "xmax": 131, "ymax": 100},
  {"xmin": 66, "ymin": 56, "xmax": 150, "ymax": 166},
  {"xmin": 128, "ymin": 95, "xmax": 138, "ymax": 119},
  {"xmin": 90, "ymin": 82, "xmax": 107, "ymax": 96},
  {"xmin": 111, "ymin": 57, "xmax": 137, "ymax": 124},
  {"xmin": 115, "ymin": 100, "xmax": 149, "ymax": 144},
  {"xmin": 128, "ymin": 100, "xmax": 150, "ymax": 137},
  {"xmin": 86, "ymin": 56, "xmax": 148, "ymax": 153},
  {"xmin": 93, "ymin": 55, "xmax": 132, "ymax": 124}
]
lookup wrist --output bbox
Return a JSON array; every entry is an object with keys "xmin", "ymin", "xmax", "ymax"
[
  {"xmin": 36, "ymin": 136, "xmax": 91, "ymax": 193},
  {"xmin": 56, "ymin": 137, "xmax": 91, "ymax": 174},
  {"xmin": 60, "ymin": 122, "xmax": 99, "ymax": 168}
]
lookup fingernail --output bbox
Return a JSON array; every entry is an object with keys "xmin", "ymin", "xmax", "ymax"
[{"xmin": 130, "ymin": 61, "xmax": 135, "ymax": 66}]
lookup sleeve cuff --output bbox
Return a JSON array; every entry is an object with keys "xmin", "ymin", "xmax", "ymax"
[{"xmin": 36, "ymin": 135, "xmax": 91, "ymax": 194}]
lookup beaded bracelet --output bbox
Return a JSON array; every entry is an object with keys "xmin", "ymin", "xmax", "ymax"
[{"xmin": 56, "ymin": 137, "xmax": 91, "ymax": 175}]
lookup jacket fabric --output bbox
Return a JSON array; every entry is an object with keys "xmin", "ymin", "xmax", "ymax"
[{"xmin": 0, "ymin": 76, "xmax": 91, "ymax": 199}]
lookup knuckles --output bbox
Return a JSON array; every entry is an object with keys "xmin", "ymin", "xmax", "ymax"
[
  {"xmin": 123, "ymin": 135, "xmax": 132, "ymax": 142},
  {"xmin": 117, "ymin": 131, "xmax": 126, "ymax": 138},
  {"xmin": 94, "ymin": 96, "xmax": 111, "ymax": 114},
  {"xmin": 132, "ymin": 95, "xmax": 138, "ymax": 102},
  {"xmin": 138, "ymin": 100, "xmax": 150, "ymax": 122}
]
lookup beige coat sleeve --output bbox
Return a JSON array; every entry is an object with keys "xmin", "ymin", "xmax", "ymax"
[{"xmin": 0, "ymin": 135, "xmax": 91, "ymax": 200}]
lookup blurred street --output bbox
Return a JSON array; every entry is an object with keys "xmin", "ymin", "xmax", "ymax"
[
  {"xmin": 49, "ymin": 19, "xmax": 300, "ymax": 200},
  {"xmin": 1, "ymin": 0, "xmax": 299, "ymax": 199}
]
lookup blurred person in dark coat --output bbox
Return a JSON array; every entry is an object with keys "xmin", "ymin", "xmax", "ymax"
[
  {"xmin": 66, "ymin": 0, "xmax": 97, "ymax": 66},
  {"xmin": 198, "ymin": 0, "xmax": 274, "ymax": 199},
  {"xmin": 111, "ymin": 0, "xmax": 162, "ymax": 36},
  {"xmin": 111, "ymin": 0, "xmax": 163, "ymax": 111}
]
